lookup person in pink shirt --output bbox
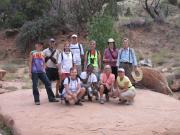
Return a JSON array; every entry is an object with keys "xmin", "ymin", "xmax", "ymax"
[{"xmin": 99, "ymin": 65, "xmax": 115, "ymax": 104}]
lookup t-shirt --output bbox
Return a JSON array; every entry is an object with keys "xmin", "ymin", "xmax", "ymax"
[
  {"xmin": 80, "ymin": 72, "xmax": 97, "ymax": 84},
  {"xmin": 58, "ymin": 52, "xmax": 75, "ymax": 73},
  {"xmin": 43, "ymin": 48, "xmax": 59, "ymax": 68},
  {"xmin": 70, "ymin": 43, "xmax": 84, "ymax": 65},
  {"xmin": 63, "ymin": 77, "xmax": 81, "ymax": 92},
  {"xmin": 31, "ymin": 50, "xmax": 45, "ymax": 73},
  {"xmin": 116, "ymin": 76, "xmax": 132, "ymax": 88},
  {"xmin": 100, "ymin": 73, "xmax": 115, "ymax": 89}
]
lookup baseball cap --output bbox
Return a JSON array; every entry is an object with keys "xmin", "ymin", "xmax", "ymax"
[
  {"xmin": 50, "ymin": 38, "xmax": 55, "ymax": 42},
  {"xmin": 71, "ymin": 34, "xmax": 78, "ymax": 38}
]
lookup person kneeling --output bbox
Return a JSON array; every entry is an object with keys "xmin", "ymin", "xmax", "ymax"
[
  {"xmin": 99, "ymin": 65, "xmax": 115, "ymax": 104},
  {"xmin": 80, "ymin": 64, "xmax": 99, "ymax": 101},
  {"xmin": 116, "ymin": 68, "xmax": 136, "ymax": 105},
  {"xmin": 62, "ymin": 67, "xmax": 85, "ymax": 105}
]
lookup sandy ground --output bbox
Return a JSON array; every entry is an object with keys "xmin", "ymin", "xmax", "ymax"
[{"xmin": 0, "ymin": 89, "xmax": 180, "ymax": 135}]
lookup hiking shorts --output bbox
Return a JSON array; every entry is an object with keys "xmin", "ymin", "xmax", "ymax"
[{"xmin": 46, "ymin": 67, "xmax": 59, "ymax": 81}]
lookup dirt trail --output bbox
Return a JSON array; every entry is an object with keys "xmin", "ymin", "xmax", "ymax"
[{"xmin": 0, "ymin": 89, "xmax": 180, "ymax": 135}]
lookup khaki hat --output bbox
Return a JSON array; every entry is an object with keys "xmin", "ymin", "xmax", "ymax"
[
  {"xmin": 108, "ymin": 38, "xmax": 115, "ymax": 43},
  {"xmin": 131, "ymin": 67, "xmax": 143, "ymax": 82}
]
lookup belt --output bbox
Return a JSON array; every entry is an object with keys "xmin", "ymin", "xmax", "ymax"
[{"xmin": 120, "ymin": 62, "xmax": 132, "ymax": 64}]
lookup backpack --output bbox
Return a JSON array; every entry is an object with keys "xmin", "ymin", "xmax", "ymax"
[
  {"xmin": 61, "ymin": 52, "xmax": 74, "ymax": 63},
  {"xmin": 70, "ymin": 44, "xmax": 82, "ymax": 55}
]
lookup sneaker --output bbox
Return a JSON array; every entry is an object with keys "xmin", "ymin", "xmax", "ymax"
[
  {"xmin": 125, "ymin": 100, "xmax": 133, "ymax": 105},
  {"xmin": 105, "ymin": 94, "xmax": 109, "ymax": 102},
  {"xmin": 55, "ymin": 94, "xmax": 60, "ymax": 98},
  {"xmin": 75, "ymin": 101, "xmax": 83, "ymax": 106},
  {"xmin": 100, "ymin": 98, "xmax": 104, "ymax": 104},
  {"xmin": 64, "ymin": 99, "xmax": 70, "ymax": 105},
  {"xmin": 118, "ymin": 99, "xmax": 127, "ymax": 104},
  {"xmin": 35, "ymin": 101, "xmax": 40, "ymax": 105},
  {"xmin": 49, "ymin": 98, "xmax": 59, "ymax": 102}
]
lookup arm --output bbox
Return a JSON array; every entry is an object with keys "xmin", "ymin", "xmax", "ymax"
[
  {"xmin": 29, "ymin": 52, "xmax": 32, "ymax": 78},
  {"xmin": 116, "ymin": 49, "xmax": 121, "ymax": 67},
  {"xmin": 103, "ymin": 49, "xmax": 109, "ymax": 63},
  {"xmin": 84, "ymin": 51, "xmax": 88, "ymax": 70},
  {"xmin": 98, "ymin": 51, "xmax": 101, "ymax": 71},
  {"xmin": 131, "ymin": 49, "xmax": 137, "ymax": 66}
]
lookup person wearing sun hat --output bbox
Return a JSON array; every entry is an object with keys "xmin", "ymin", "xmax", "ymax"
[
  {"xmin": 116, "ymin": 68, "xmax": 136, "ymax": 105},
  {"xmin": 103, "ymin": 38, "xmax": 118, "ymax": 79}
]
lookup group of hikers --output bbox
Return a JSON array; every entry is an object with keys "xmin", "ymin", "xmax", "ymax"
[{"xmin": 29, "ymin": 34, "xmax": 138, "ymax": 106}]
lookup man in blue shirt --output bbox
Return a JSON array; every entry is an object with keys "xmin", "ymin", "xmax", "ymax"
[{"xmin": 116, "ymin": 38, "xmax": 137, "ymax": 83}]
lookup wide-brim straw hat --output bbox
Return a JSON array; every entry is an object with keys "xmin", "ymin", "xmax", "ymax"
[{"xmin": 131, "ymin": 67, "xmax": 143, "ymax": 82}]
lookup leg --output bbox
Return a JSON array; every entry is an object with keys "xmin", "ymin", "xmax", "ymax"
[
  {"xmin": 31, "ymin": 73, "xmax": 40, "ymax": 103},
  {"xmin": 38, "ymin": 73, "xmax": 56, "ymax": 101},
  {"xmin": 56, "ymin": 80, "xmax": 60, "ymax": 96},
  {"xmin": 99, "ymin": 85, "xmax": 105, "ymax": 104}
]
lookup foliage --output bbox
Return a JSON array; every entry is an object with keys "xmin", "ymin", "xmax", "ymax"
[
  {"xmin": 0, "ymin": 0, "xmax": 51, "ymax": 28},
  {"xmin": 168, "ymin": 0, "xmax": 178, "ymax": 5},
  {"xmin": 87, "ymin": 15, "xmax": 122, "ymax": 55},
  {"xmin": 0, "ymin": 121, "xmax": 12, "ymax": 135},
  {"xmin": 103, "ymin": 0, "xmax": 118, "ymax": 19},
  {"xmin": 16, "ymin": 15, "xmax": 64, "ymax": 52}
]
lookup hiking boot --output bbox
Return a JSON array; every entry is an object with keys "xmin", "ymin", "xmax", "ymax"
[
  {"xmin": 35, "ymin": 101, "xmax": 40, "ymax": 105},
  {"xmin": 125, "ymin": 100, "xmax": 133, "ymax": 105},
  {"xmin": 49, "ymin": 98, "xmax": 59, "ymax": 102},
  {"xmin": 118, "ymin": 99, "xmax": 127, "ymax": 104}
]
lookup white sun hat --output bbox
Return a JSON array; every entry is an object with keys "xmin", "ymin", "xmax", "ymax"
[{"xmin": 108, "ymin": 38, "xmax": 115, "ymax": 43}]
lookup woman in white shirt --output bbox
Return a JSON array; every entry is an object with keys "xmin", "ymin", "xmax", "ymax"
[
  {"xmin": 62, "ymin": 67, "xmax": 85, "ymax": 105},
  {"xmin": 58, "ymin": 42, "xmax": 76, "ymax": 81}
]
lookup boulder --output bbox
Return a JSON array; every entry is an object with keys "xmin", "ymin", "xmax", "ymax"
[
  {"xmin": 139, "ymin": 67, "xmax": 173, "ymax": 95},
  {"xmin": 0, "ymin": 70, "xmax": 6, "ymax": 80}
]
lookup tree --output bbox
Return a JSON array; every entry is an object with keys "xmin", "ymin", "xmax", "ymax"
[{"xmin": 140, "ymin": 0, "xmax": 165, "ymax": 23}]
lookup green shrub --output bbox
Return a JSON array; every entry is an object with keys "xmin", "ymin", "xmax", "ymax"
[
  {"xmin": 16, "ymin": 15, "xmax": 63, "ymax": 52},
  {"xmin": 8, "ymin": 12, "xmax": 27, "ymax": 28},
  {"xmin": 87, "ymin": 15, "xmax": 122, "ymax": 56}
]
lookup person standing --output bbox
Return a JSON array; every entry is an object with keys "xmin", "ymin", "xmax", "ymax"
[
  {"xmin": 116, "ymin": 38, "xmax": 137, "ymax": 82},
  {"xmin": 103, "ymin": 38, "xmax": 118, "ymax": 79},
  {"xmin": 29, "ymin": 42, "xmax": 59, "ymax": 105},
  {"xmin": 43, "ymin": 38, "xmax": 60, "ymax": 97},
  {"xmin": 69, "ymin": 34, "xmax": 84, "ymax": 74},
  {"xmin": 84, "ymin": 40, "xmax": 101, "ymax": 78}
]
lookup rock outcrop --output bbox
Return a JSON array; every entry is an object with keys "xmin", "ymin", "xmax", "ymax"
[{"xmin": 139, "ymin": 67, "xmax": 173, "ymax": 95}]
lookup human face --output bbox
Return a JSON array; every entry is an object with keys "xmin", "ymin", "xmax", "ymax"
[
  {"xmin": 105, "ymin": 67, "xmax": 111, "ymax": 75},
  {"xmin": 64, "ymin": 44, "xmax": 70, "ymax": 52},
  {"xmin": 71, "ymin": 37, "xmax": 78, "ymax": 44},
  {"xmin": 108, "ymin": 42, "xmax": 114, "ymax": 49},
  {"xmin": 90, "ymin": 42, "xmax": 96, "ymax": 50},
  {"xmin": 70, "ymin": 69, "xmax": 78, "ymax": 79},
  {"xmin": 118, "ymin": 71, "xmax": 125, "ymax": 78},
  {"xmin": 123, "ymin": 39, "xmax": 129, "ymax": 49},
  {"xmin": 35, "ymin": 44, "xmax": 43, "ymax": 51},
  {"xmin": 49, "ymin": 41, "xmax": 56, "ymax": 49}
]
